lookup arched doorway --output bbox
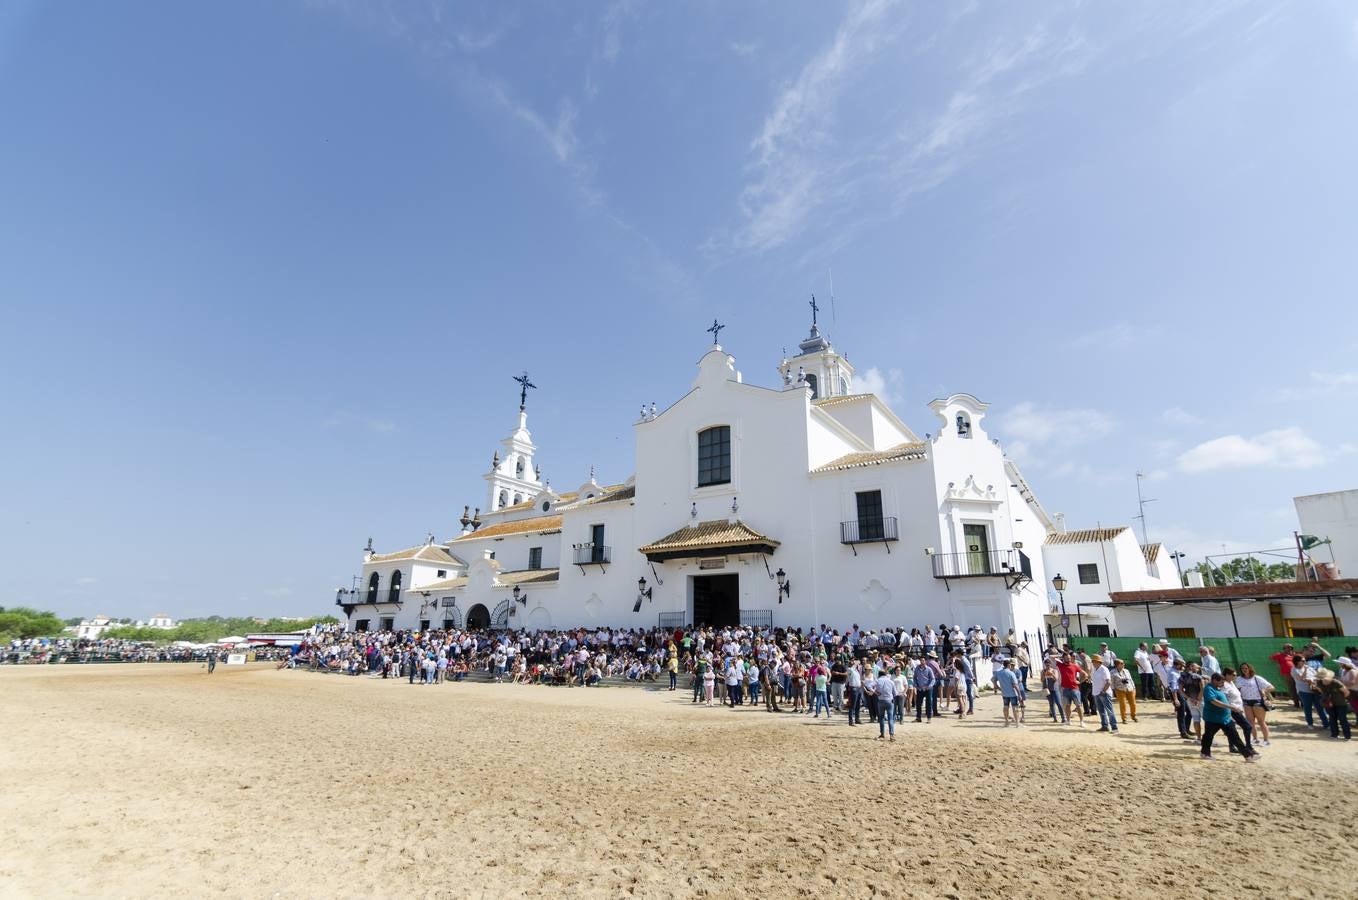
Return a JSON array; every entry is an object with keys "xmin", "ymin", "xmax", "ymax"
[{"xmin": 466, "ymin": 603, "xmax": 490, "ymax": 630}]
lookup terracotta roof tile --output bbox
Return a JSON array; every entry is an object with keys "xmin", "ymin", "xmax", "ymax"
[
  {"xmin": 1045, "ymin": 527, "xmax": 1128, "ymax": 545},
  {"xmin": 495, "ymin": 568, "xmax": 561, "ymax": 586},
  {"xmin": 404, "ymin": 576, "xmax": 470, "ymax": 593},
  {"xmin": 639, "ymin": 519, "xmax": 780, "ymax": 560},
  {"xmin": 812, "ymin": 442, "xmax": 928, "ymax": 473},
  {"xmin": 1141, "ymin": 542, "xmax": 1162, "ymax": 563},
  {"xmin": 451, "ymin": 514, "xmax": 563, "ymax": 541},
  {"xmin": 367, "ymin": 544, "xmax": 468, "ymax": 565}
]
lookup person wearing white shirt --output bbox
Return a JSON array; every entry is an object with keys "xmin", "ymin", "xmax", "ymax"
[
  {"xmin": 1198, "ymin": 645, "xmax": 1222, "ymax": 678},
  {"xmin": 1133, "ymin": 643, "xmax": 1157, "ymax": 700},
  {"xmin": 1089, "ymin": 655, "xmax": 1119, "ymax": 733},
  {"xmin": 1220, "ymin": 668, "xmax": 1258, "ymax": 757}
]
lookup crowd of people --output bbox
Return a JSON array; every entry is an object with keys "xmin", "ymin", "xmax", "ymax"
[
  {"xmin": 291, "ymin": 622, "xmax": 1357, "ymax": 758},
  {"xmin": 3, "ymin": 637, "xmax": 293, "ymax": 665},
  {"xmin": 3, "ymin": 637, "xmax": 213, "ymax": 665}
]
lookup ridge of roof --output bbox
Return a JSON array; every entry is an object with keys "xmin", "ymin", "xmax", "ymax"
[
  {"xmin": 1045, "ymin": 527, "xmax": 1129, "ymax": 545},
  {"xmin": 367, "ymin": 544, "xmax": 467, "ymax": 565},
  {"xmin": 450, "ymin": 514, "xmax": 564, "ymax": 541},
  {"xmin": 812, "ymin": 441, "xmax": 928, "ymax": 474}
]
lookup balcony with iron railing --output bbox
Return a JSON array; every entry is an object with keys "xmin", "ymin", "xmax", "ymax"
[
  {"xmin": 839, "ymin": 517, "xmax": 899, "ymax": 554},
  {"xmin": 571, "ymin": 543, "xmax": 611, "ymax": 567},
  {"xmin": 931, "ymin": 547, "xmax": 1032, "ymax": 589}
]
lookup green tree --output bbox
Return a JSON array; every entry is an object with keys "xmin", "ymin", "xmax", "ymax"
[
  {"xmin": 0, "ymin": 607, "xmax": 68, "ymax": 641},
  {"xmin": 1199, "ymin": 557, "xmax": 1297, "ymax": 586}
]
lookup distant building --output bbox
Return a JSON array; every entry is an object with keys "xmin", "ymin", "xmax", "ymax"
[
  {"xmin": 147, "ymin": 613, "xmax": 176, "ymax": 630},
  {"xmin": 1041, "ymin": 527, "xmax": 1183, "ymax": 637},
  {"xmin": 75, "ymin": 615, "xmax": 118, "ymax": 640},
  {"xmin": 1295, "ymin": 489, "xmax": 1356, "ymax": 578}
]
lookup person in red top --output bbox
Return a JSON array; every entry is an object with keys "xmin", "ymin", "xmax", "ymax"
[
  {"xmin": 1055, "ymin": 652, "xmax": 1086, "ymax": 727},
  {"xmin": 1270, "ymin": 644, "xmax": 1298, "ymax": 707}
]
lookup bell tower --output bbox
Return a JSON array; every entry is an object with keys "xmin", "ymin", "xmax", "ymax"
[
  {"xmin": 778, "ymin": 295, "xmax": 855, "ymax": 400},
  {"xmin": 483, "ymin": 372, "xmax": 544, "ymax": 511}
]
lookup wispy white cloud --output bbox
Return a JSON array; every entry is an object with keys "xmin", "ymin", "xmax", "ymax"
[
  {"xmin": 719, "ymin": 0, "xmax": 904, "ymax": 254},
  {"xmin": 856, "ymin": 366, "xmax": 905, "ymax": 405},
  {"xmin": 1162, "ymin": 406, "xmax": 1201, "ymax": 425},
  {"xmin": 995, "ymin": 400, "xmax": 1115, "ymax": 466},
  {"xmin": 75, "ymin": 576, "xmax": 98, "ymax": 586},
  {"xmin": 1176, "ymin": 426, "xmax": 1327, "ymax": 473},
  {"xmin": 1311, "ymin": 370, "xmax": 1358, "ymax": 387},
  {"xmin": 456, "ymin": 29, "xmax": 504, "ymax": 53},
  {"xmin": 728, "ymin": 40, "xmax": 760, "ymax": 58},
  {"xmin": 895, "ymin": 26, "xmax": 1093, "ymax": 202},
  {"xmin": 1268, "ymin": 370, "xmax": 1358, "ymax": 402},
  {"xmin": 324, "ymin": 413, "xmax": 396, "ymax": 434},
  {"xmin": 1071, "ymin": 322, "xmax": 1161, "ymax": 349}
]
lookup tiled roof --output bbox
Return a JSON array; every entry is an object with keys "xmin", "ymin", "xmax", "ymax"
[
  {"xmin": 639, "ymin": 519, "xmax": 780, "ymax": 560},
  {"xmin": 560, "ymin": 484, "xmax": 635, "ymax": 509},
  {"xmin": 1045, "ymin": 527, "xmax": 1129, "ymax": 545},
  {"xmin": 367, "ymin": 544, "xmax": 468, "ymax": 566},
  {"xmin": 495, "ymin": 568, "xmax": 561, "ymax": 586},
  {"xmin": 1141, "ymin": 542, "xmax": 1162, "ymax": 563},
  {"xmin": 405, "ymin": 576, "xmax": 469, "ymax": 593},
  {"xmin": 1110, "ymin": 579, "xmax": 1358, "ymax": 604},
  {"xmin": 812, "ymin": 394, "xmax": 873, "ymax": 409},
  {"xmin": 812, "ymin": 442, "xmax": 928, "ymax": 473},
  {"xmin": 451, "ymin": 514, "xmax": 564, "ymax": 541}
]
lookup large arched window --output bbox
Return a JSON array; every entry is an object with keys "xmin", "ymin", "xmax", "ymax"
[
  {"xmin": 366, "ymin": 572, "xmax": 380, "ymax": 604},
  {"xmin": 498, "ymin": 489, "xmax": 509, "ymax": 508},
  {"xmin": 515, "ymin": 457, "xmax": 525, "ymax": 477},
  {"xmin": 388, "ymin": 570, "xmax": 402, "ymax": 603},
  {"xmin": 697, "ymin": 425, "xmax": 731, "ymax": 487}
]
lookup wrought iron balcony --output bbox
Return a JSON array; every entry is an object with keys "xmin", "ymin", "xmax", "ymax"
[
  {"xmin": 839, "ymin": 517, "xmax": 898, "ymax": 554},
  {"xmin": 572, "ymin": 543, "xmax": 611, "ymax": 567},
  {"xmin": 931, "ymin": 548, "xmax": 1032, "ymax": 589}
]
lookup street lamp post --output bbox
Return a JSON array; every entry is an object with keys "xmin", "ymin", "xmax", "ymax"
[
  {"xmin": 1052, "ymin": 573, "xmax": 1069, "ymax": 646},
  {"xmin": 1169, "ymin": 551, "xmax": 1187, "ymax": 586}
]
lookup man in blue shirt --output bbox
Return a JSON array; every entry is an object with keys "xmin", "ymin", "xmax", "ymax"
[{"xmin": 992, "ymin": 658, "xmax": 1023, "ymax": 727}]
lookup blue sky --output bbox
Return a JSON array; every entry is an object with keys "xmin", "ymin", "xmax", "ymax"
[{"xmin": 2, "ymin": 1, "xmax": 1356, "ymax": 619}]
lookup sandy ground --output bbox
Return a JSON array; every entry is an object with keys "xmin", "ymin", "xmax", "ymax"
[{"xmin": 1, "ymin": 664, "xmax": 1354, "ymax": 899}]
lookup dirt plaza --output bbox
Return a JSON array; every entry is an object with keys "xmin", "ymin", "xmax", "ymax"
[{"xmin": 0, "ymin": 663, "xmax": 1352, "ymax": 898}]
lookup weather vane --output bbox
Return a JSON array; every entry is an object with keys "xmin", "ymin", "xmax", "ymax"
[
  {"xmin": 512, "ymin": 370, "xmax": 537, "ymax": 412},
  {"xmin": 707, "ymin": 319, "xmax": 725, "ymax": 345}
]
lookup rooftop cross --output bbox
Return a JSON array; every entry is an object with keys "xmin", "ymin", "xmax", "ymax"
[
  {"xmin": 707, "ymin": 318, "xmax": 725, "ymax": 345},
  {"xmin": 512, "ymin": 370, "xmax": 537, "ymax": 412},
  {"xmin": 809, "ymin": 294, "xmax": 819, "ymax": 326}
]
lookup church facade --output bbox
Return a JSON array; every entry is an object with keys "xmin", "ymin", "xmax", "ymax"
[{"xmin": 337, "ymin": 316, "xmax": 1086, "ymax": 638}]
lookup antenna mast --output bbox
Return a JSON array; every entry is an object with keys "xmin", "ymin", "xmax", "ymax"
[{"xmin": 1134, "ymin": 471, "xmax": 1157, "ymax": 547}]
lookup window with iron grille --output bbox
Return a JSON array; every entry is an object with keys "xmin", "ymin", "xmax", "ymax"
[
  {"xmin": 528, "ymin": 547, "xmax": 542, "ymax": 570},
  {"xmin": 697, "ymin": 426, "xmax": 731, "ymax": 487},
  {"xmin": 855, "ymin": 490, "xmax": 884, "ymax": 540},
  {"xmin": 1078, "ymin": 563, "xmax": 1100, "ymax": 584}
]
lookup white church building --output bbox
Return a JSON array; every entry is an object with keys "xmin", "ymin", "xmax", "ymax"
[{"xmin": 336, "ymin": 313, "xmax": 1175, "ymax": 639}]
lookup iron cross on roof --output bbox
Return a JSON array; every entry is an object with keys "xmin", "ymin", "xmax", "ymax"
[
  {"xmin": 707, "ymin": 319, "xmax": 725, "ymax": 345},
  {"xmin": 513, "ymin": 371, "xmax": 537, "ymax": 411},
  {"xmin": 809, "ymin": 294, "xmax": 819, "ymax": 326}
]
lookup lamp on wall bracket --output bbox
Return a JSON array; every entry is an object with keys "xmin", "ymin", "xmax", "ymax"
[
  {"xmin": 637, "ymin": 576, "xmax": 653, "ymax": 603},
  {"xmin": 512, "ymin": 585, "xmax": 527, "ymax": 606},
  {"xmin": 775, "ymin": 568, "xmax": 790, "ymax": 603}
]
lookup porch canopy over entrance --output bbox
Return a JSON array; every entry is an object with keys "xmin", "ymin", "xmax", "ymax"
[{"xmin": 638, "ymin": 519, "xmax": 780, "ymax": 562}]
